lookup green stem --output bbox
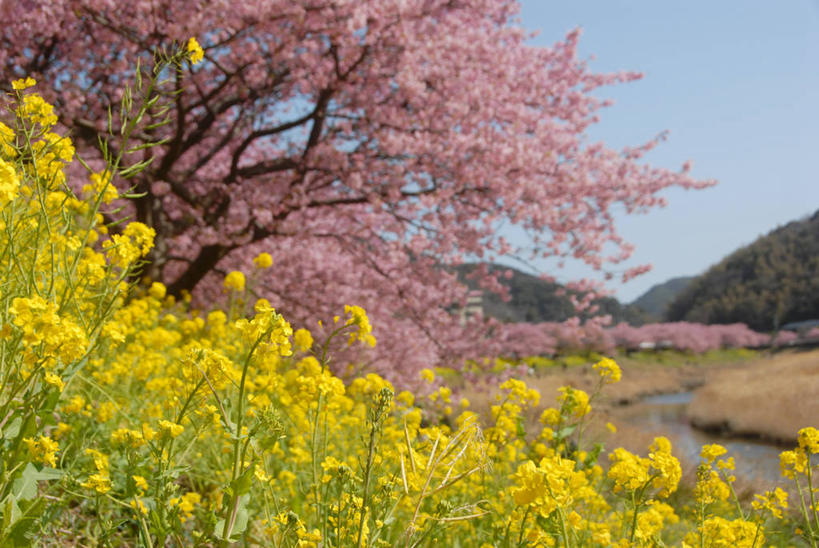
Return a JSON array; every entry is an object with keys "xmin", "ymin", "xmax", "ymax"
[
  {"xmin": 795, "ymin": 475, "xmax": 818, "ymax": 548},
  {"xmin": 516, "ymin": 505, "xmax": 531, "ymax": 546},
  {"xmin": 807, "ymin": 454, "xmax": 819, "ymax": 532},
  {"xmin": 356, "ymin": 414, "xmax": 380, "ymax": 548},
  {"xmin": 699, "ymin": 501, "xmax": 705, "ymax": 548},
  {"xmin": 311, "ymin": 392, "xmax": 325, "ymax": 527},
  {"xmin": 750, "ymin": 521, "xmax": 762, "ymax": 548},
  {"xmin": 629, "ymin": 491, "xmax": 640, "ymax": 544},
  {"xmin": 222, "ymin": 335, "xmax": 264, "ymax": 542}
]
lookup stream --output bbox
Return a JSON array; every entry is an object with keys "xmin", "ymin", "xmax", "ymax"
[{"xmin": 619, "ymin": 391, "xmax": 786, "ymax": 486}]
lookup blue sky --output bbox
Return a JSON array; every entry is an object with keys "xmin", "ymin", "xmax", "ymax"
[{"xmin": 509, "ymin": 1, "xmax": 819, "ymax": 303}]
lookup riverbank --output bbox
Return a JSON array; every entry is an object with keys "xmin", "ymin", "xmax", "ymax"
[
  {"xmin": 491, "ymin": 348, "xmax": 819, "ymax": 445},
  {"xmin": 462, "ymin": 348, "xmax": 818, "ymax": 492},
  {"xmin": 687, "ymin": 348, "xmax": 819, "ymax": 444}
]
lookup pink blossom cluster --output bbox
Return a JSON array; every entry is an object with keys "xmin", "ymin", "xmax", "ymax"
[
  {"xmin": 607, "ymin": 322, "xmax": 768, "ymax": 353},
  {"xmin": 771, "ymin": 330, "xmax": 798, "ymax": 346},
  {"xmin": 804, "ymin": 327, "xmax": 819, "ymax": 340},
  {"xmin": 495, "ymin": 321, "xmax": 777, "ymax": 357},
  {"xmin": 2, "ymin": 0, "xmax": 713, "ymax": 385}
]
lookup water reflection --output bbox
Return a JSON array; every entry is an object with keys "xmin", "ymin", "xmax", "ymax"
[{"xmin": 621, "ymin": 391, "xmax": 785, "ymax": 486}]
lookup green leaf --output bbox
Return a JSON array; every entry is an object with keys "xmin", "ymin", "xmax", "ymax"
[
  {"xmin": 230, "ymin": 503, "xmax": 249, "ymax": 541},
  {"xmin": 557, "ymin": 425, "xmax": 576, "ymax": 439},
  {"xmin": 213, "ymin": 496, "xmax": 249, "ymax": 542},
  {"xmin": 6, "ymin": 498, "xmax": 45, "ymax": 546},
  {"xmin": 1, "ymin": 495, "xmax": 21, "ymax": 534},
  {"xmin": 230, "ymin": 467, "xmax": 254, "ymax": 497},
  {"xmin": 12, "ymin": 464, "xmax": 62, "ymax": 501},
  {"xmin": 515, "ymin": 416, "xmax": 526, "ymax": 438},
  {"xmin": 2, "ymin": 417, "xmax": 21, "ymax": 440}
]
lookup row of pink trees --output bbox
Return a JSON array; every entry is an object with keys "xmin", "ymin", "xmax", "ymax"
[
  {"xmin": 2, "ymin": 0, "xmax": 711, "ymax": 384},
  {"xmin": 495, "ymin": 321, "xmax": 790, "ymax": 358}
]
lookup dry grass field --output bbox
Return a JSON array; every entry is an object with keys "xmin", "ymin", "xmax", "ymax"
[{"xmin": 687, "ymin": 348, "xmax": 819, "ymax": 443}]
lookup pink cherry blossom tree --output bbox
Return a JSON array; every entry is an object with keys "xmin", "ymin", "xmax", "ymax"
[{"xmin": 1, "ymin": 0, "xmax": 712, "ymax": 383}]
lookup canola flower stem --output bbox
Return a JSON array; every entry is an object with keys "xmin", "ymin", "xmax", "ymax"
[
  {"xmin": 311, "ymin": 390, "xmax": 325, "ymax": 536},
  {"xmin": 335, "ymin": 479, "xmax": 343, "ymax": 545},
  {"xmin": 197, "ymin": 367, "xmax": 230, "ymax": 428},
  {"xmin": 223, "ymin": 334, "xmax": 265, "ymax": 543},
  {"xmin": 321, "ymin": 400, "xmax": 331, "ymax": 540},
  {"xmin": 629, "ymin": 478, "xmax": 656, "ymax": 546},
  {"xmin": 629, "ymin": 491, "xmax": 639, "ymax": 544},
  {"xmin": 405, "ymin": 433, "xmax": 440, "ymax": 546},
  {"xmin": 139, "ymin": 511, "xmax": 154, "ymax": 548},
  {"xmin": 403, "ymin": 420, "xmax": 417, "ymax": 474},
  {"xmin": 751, "ymin": 521, "xmax": 762, "ymax": 548},
  {"xmin": 312, "ymin": 323, "xmax": 351, "ymax": 540},
  {"xmin": 517, "ymin": 505, "xmax": 531, "ymax": 545},
  {"xmin": 356, "ymin": 405, "xmax": 380, "ymax": 548},
  {"xmin": 795, "ymin": 475, "xmax": 817, "ymax": 546},
  {"xmin": 698, "ymin": 501, "xmax": 706, "ymax": 548},
  {"xmin": 807, "ymin": 455, "xmax": 819, "ymax": 533},
  {"xmin": 722, "ymin": 468, "xmax": 745, "ymax": 520}
]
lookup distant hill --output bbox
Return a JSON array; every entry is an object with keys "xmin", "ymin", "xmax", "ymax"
[
  {"xmin": 666, "ymin": 210, "xmax": 819, "ymax": 331},
  {"xmin": 454, "ymin": 264, "xmax": 650, "ymax": 325},
  {"xmin": 630, "ymin": 276, "xmax": 695, "ymax": 319}
]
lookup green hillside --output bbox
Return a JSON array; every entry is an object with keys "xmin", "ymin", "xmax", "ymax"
[
  {"xmin": 666, "ymin": 210, "xmax": 819, "ymax": 331},
  {"xmin": 630, "ymin": 276, "xmax": 695, "ymax": 319}
]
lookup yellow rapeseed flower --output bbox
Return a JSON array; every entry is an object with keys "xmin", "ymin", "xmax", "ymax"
[
  {"xmin": 0, "ymin": 157, "xmax": 20, "ymax": 206},
  {"xmin": 752, "ymin": 487, "xmax": 789, "ymax": 519},
  {"xmin": 700, "ymin": 443, "xmax": 727, "ymax": 464},
  {"xmin": 420, "ymin": 368, "xmax": 435, "ymax": 383},
  {"xmin": 158, "ymin": 420, "xmax": 185, "ymax": 438},
  {"xmin": 797, "ymin": 426, "xmax": 819, "ymax": 454},
  {"xmin": 24, "ymin": 436, "xmax": 59, "ymax": 468},
  {"xmin": 253, "ymin": 252, "xmax": 273, "ymax": 269},
  {"xmin": 83, "ymin": 171, "xmax": 118, "ymax": 204},
  {"xmin": 187, "ymin": 37, "xmax": 204, "ymax": 65},
  {"xmin": 12, "ymin": 77, "xmax": 36, "ymax": 90},
  {"xmin": 43, "ymin": 371, "xmax": 65, "ymax": 392},
  {"xmin": 0, "ymin": 122, "xmax": 16, "ymax": 157},
  {"xmin": 149, "ymin": 281, "xmax": 166, "ymax": 300},
  {"xmin": 293, "ymin": 328, "xmax": 313, "ymax": 352},
  {"xmin": 592, "ymin": 357, "xmax": 622, "ymax": 383},
  {"xmin": 133, "ymin": 475, "xmax": 149, "ymax": 492},
  {"xmin": 81, "ymin": 473, "xmax": 112, "ymax": 494},
  {"xmin": 20, "ymin": 94, "xmax": 58, "ymax": 127},
  {"xmin": 223, "ymin": 270, "xmax": 246, "ymax": 292},
  {"xmin": 344, "ymin": 305, "xmax": 376, "ymax": 347}
]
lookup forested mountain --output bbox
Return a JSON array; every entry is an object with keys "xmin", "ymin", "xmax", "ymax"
[
  {"xmin": 455, "ymin": 264, "xmax": 650, "ymax": 325},
  {"xmin": 630, "ymin": 276, "xmax": 695, "ymax": 319},
  {"xmin": 666, "ymin": 210, "xmax": 819, "ymax": 331}
]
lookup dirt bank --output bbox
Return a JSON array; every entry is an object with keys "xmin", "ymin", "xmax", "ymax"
[{"xmin": 687, "ymin": 348, "xmax": 819, "ymax": 444}]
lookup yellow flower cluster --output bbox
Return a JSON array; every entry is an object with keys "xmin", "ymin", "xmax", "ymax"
[
  {"xmin": 0, "ymin": 157, "xmax": 20, "ymax": 205},
  {"xmin": 608, "ymin": 437, "xmax": 680, "ymax": 499},
  {"xmin": 24, "ymin": 436, "xmax": 59, "ymax": 468},
  {"xmin": 80, "ymin": 448, "xmax": 112, "ymax": 494},
  {"xmin": 187, "ymin": 37, "xmax": 204, "ymax": 65},
  {"xmin": 344, "ymin": 304, "xmax": 376, "ymax": 347},
  {"xmin": 592, "ymin": 356, "xmax": 622, "ymax": 383},
  {"xmin": 83, "ymin": 171, "xmax": 118, "ymax": 204},
  {"xmin": 223, "ymin": 270, "xmax": 245, "ymax": 292},
  {"xmin": 253, "ymin": 251, "xmax": 273, "ymax": 269},
  {"xmin": 103, "ymin": 221, "xmax": 155, "ymax": 268},
  {"xmin": 0, "ymin": 83, "xmax": 815, "ymax": 546},
  {"xmin": 696, "ymin": 515, "xmax": 760, "ymax": 547}
]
